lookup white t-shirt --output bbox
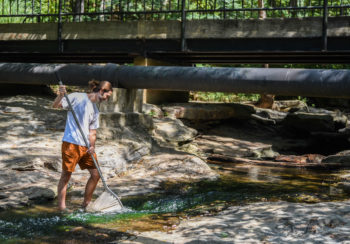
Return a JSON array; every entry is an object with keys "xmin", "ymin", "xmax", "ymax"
[{"xmin": 61, "ymin": 93, "xmax": 99, "ymax": 147}]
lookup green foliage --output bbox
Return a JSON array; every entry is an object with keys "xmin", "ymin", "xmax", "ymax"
[
  {"xmin": 148, "ymin": 110, "xmax": 156, "ymax": 116},
  {"xmin": 1, "ymin": 0, "xmax": 349, "ymax": 23},
  {"xmin": 274, "ymin": 64, "xmax": 350, "ymax": 69},
  {"xmin": 0, "ymin": 0, "xmax": 60, "ymax": 23},
  {"xmin": 297, "ymin": 95, "xmax": 308, "ymax": 104},
  {"xmin": 190, "ymin": 91, "xmax": 260, "ymax": 103}
]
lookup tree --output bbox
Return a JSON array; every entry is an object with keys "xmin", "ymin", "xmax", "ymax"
[{"xmin": 73, "ymin": 0, "xmax": 85, "ymax": 22}]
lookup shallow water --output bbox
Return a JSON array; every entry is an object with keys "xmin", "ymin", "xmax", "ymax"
[{"xmin": 1, "ymin": 163, "xmax": 349, "ymax": 243}]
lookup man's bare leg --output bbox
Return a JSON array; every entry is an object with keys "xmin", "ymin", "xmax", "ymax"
[
  {"xmin": 82, "ymin": 168, "xmax": 100, "ymax": 208},
  {"xmin": 57, "ymin": 170, "xmax": 72, "ymax": 211}
]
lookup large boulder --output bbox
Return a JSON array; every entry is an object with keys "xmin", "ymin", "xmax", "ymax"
[
  {"xmin": 152, "ymin": 118, "xmax": 198, "ymax": 147},
  {"xmin": 106, "ymin": 153, "xmax": 219, "ymax": 196}
]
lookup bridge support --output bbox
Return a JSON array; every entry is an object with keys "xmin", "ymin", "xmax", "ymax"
[
  {"xmin": 98, "ymin": 88, "xmax": 143, "ymax": 113},
  {"xmin": 134, "ymin": 57, "xmax": 189, "ymax": 105}
]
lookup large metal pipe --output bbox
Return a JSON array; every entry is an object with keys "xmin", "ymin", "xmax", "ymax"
[{"xmin": 0, "ymin": 63, "xmax": 349, "ymax": 98}]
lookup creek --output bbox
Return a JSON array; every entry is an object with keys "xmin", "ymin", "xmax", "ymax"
[{"xmin": 1, "ymin": 162, "xmax": 349, "ymax": 243}]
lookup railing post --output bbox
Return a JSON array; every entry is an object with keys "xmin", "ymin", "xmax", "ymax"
[
  {"xmin": 57, "ymin": 0, "xmax": 63, "ymax": 53},
  {"xmin": 181, "ymin": 0, "xmax": 187, "ymax": 51},
  {"xmin": 322, "ymin": 0, "xmax": 328, "ymax": 51}
]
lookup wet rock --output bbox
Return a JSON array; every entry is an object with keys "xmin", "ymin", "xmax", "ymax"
[
  {"xmin": 162, "ymin": 102, "xmax": 255, "ymax": 120},
  {"xmin": 275, "ymin": 154, "xmax": 324, "ymax": 164},
  {"xmin": 338, "ymin": 182, "xmax": 350, "ymax": 194},
  {"xmin": 322, "ymin": 150, "xmax": 350, "ymax": 166}
]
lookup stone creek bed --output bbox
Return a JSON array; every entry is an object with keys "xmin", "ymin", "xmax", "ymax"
[{"xmin": 1, "ymin": 95, "xmax": 350, "ymax": 243}]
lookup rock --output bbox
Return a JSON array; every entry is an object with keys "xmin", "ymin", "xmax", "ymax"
[
  {"xmin": 10, "ymin": 157, "xmax": 61, "ymax": 172},
  {"xmin": 122, "ymin": 201, "xmax": 350, "ymax": 244},
  {"xmin": 22, "ymin": 186, "xmax": 55, "ymax": 201},
  {"xmin": 97, "ymin": 142, "xmax": 151, "ymax": 178},
  {"xmin": 110, "ymin": 153, "xmax": 218, "ymax": 196},
  {"xmin": 152, "ymin": 118, "xmax": 197, "ymax": 146},
  {"xmin": 282, "ymin": 112, "xmax": 335, "ymax": 132},
  {"xmin": 3, "ymin": 106, "xmax": 26, "ymax": 113},
  {"xmin": 338, "ymin": 182, "xmax": 350, "ymax": 194},
  {"xmin": 43, "ymin": 158, "xmax": 61, "ymax": 172},
  {"xmin": 322, "ymin": 150, "xmax": 350, "ymax": 166},
  {"xmin": 142, "ymin": 154, "xmax": 217, "ymax": 180},
  {"xmin": 208, "ymin": 156, "xmax": 327, "ymax": 169},
  {"xmin": 308, "ymin": 107, "xmax": 348, "ymax": 129},
  {"xmin": 250, "ymin": 114, "xmax": 277, "ymax": 125},
  {"xmin": 162, "ymin": 102, "xmax": 255, "ymax": 120},
  {"xmin": 142, "ymin": 103, "xmax": 164, "ymax": 118},
  {"xmin": 275, "ymin": 154, "xmax": 324, "ymax": 164},
  {"xmin": 11, "ymin": 162, "xmax": 36, "ymax": 171},
  {"xmin": 195, "ymin": 135, "xmax": 278, "ymax": 159},
  {"xmin": 274, "ymin": 100, "xmax": 308, "ymax": 112},
  {"xmin": 255, "ymin": 108, "xmax": 288, "ymax": 122}
]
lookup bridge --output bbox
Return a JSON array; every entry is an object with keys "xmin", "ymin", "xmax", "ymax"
[{"xmin": 0, "ymin": 0, "xmax": 350, "ymax": 64}]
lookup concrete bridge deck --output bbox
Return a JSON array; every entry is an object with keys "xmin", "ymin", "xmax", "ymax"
[{"xmin": 0, "ymin": 17, "xmax": 349, "ymax": 63}]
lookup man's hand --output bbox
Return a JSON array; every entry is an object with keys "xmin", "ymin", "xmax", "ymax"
[
  {"xmin": 52, "ymin": 85, "xmax": 66, "ymax": 108},
  {"xmin": 87, "ymin": 146, "xmax": 95, "ymax": 154},
  {"xmin": 58, "ymin": 85, "xmax": 66, "ymax": 97}
]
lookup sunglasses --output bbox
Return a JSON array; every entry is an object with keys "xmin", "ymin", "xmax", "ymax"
[{"xmin": 102, "ymin": 89, "xmax": 113, "ymax": 93}]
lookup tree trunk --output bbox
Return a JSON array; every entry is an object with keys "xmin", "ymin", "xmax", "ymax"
[
  {"xmin": 73, "ymin": 0, "xmax": 84, "ymax": 22},
  {"xmin": 258, "ymin": 0, "xmax": 266, "ymax": 19},
  {"xmin": 100, "ymin": 0, "xmax": 107, "ymax": 21}
]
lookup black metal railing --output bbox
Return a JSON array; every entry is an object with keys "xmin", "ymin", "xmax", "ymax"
[{"xmin": 0, "ymin": 0, "xmax": 349, "ymax": 23}]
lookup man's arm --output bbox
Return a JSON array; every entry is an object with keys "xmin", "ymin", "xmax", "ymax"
[
  {"xmin": 52, "ymin": 85, "xmax": 66, "ymax": 108},
  {"xmin": 88, "ymin": 129, "xmax": 97, "ymax": 154}
]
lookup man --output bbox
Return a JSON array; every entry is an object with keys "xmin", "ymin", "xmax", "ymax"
[{"xmin": 52, "ymin": 80, "xmax": 113, "ymax": 212}]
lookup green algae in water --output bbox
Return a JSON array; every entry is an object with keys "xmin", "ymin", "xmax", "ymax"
[{"xmin": 1, "ymin": 164, "xmax": 350, "ymax": 242}]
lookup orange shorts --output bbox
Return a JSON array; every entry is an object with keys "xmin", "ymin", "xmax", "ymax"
[{"xmin": 61, "ymin": 141, "xmax": 97, "ymax": 172}]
